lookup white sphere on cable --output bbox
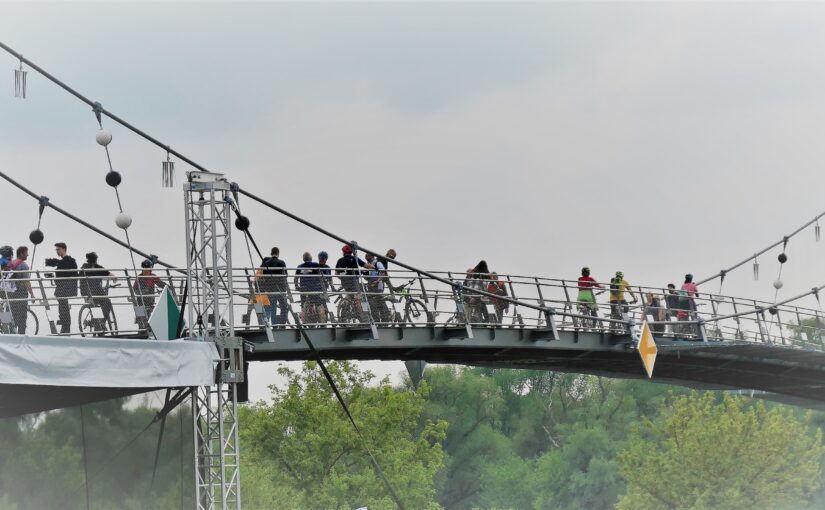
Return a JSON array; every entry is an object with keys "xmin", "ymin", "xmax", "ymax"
[
  {"xmin": 115, "ymin": 212, "xmax": 132, "ymax": 229},
  {"xmin": 96, "ymin": 130, "xmax": 112, "ymax": 146},
  {"xmin": 773, "ymin": 279, "xmax": 784, "ymax": 290}
]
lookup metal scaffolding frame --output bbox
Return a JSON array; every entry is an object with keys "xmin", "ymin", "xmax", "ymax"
[{"xmin": 184, "ymin": 171, "xmax": 243, "ymax": 510}]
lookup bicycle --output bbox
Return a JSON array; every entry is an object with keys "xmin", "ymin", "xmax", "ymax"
[
  {"xmin": 573, "ymin": 301, "xmax": 598, "ymax": 330},
  {"xmin": 386, "ymin": 279, "xmax": 431, "ymax": 325},
  {"xmin": 0, "ymin": 296, "xmax": 39, "ymax": 335},
  {"xmin": 333, "ymin": 288, "xmax": 366, "ymax": 324},
  {"xmin": 78, "ymin": 282, "xmax": 120, "ymax": 337}
]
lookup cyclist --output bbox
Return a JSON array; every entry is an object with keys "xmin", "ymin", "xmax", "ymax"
[
  {"xmin": 335, "ymin": 244, "xmax": 366, "ymax": 318},
  {"xmin": 318, "ymin": 251, "xmax": 333, "ymax": 291},
  {"xmin": 364, "ymin": 252, "xmax": 391, "ymax": 322},
  {"xmin": 294, "ymin": 252, "xmax": 324, "ymax": 323},
  {"xmin": 576, "ymin": 267, "xmax": 601, "ymax": 318},
  {"xmin": 335, "ymin": 244, "xmax": 365, "ymax": 293},
  {"xmin": 80, "ymin": 252, "xmax": 114, "ymax": 323},
  {"xmin": 608, "ymin": 271, "xmax": 637, "ymax": 320},
  {"xmin": 0, "ymin": 245, "xmax": 12, "ymax": 269}
]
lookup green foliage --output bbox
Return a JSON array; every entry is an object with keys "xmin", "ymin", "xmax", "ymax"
[
  {"xmin": 618, "ymin": 392, "xmax": 825, "ymax": 510},
  {"xmin": 0, "ymin": 398, "xmax": 193, "ymax": 510},
  {"xmin": 2, "ymin": 365, "xmax": 825, "ymax": 510},
  {"xmin": 239, "ymin": 361, "xmax": 447, "ymax": 510}
]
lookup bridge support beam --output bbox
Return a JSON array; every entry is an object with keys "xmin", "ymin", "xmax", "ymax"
[{"xmin": 184, "ymin": 171, "xmax": 243, "ymax": 510}]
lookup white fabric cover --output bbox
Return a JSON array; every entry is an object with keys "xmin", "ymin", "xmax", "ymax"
[{"xmin": 0, "ymin": 334, "xmax": 217, "ymax": 388}]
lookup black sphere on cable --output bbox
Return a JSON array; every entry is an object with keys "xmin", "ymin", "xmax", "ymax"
[
  {"xmin": 778, "ymin": 252, "xmax": 788, "ymax": 264},
  {"xmin": 29, "ymin": 229, "xmax": 44, "ymax": 245},
  {"xmin": 105, "ymin": 171, "xmax": 122, "ymax": 187},
  {"xmin": 235, "ymin": 215, "xmax": 250, "ymax": 231},
  {"xmin": 769, "ymin": 306, "xmax": 778, "ymax": 315}
]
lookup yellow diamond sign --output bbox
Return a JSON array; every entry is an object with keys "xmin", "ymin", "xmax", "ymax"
[{"xmin": 638, "ymin": 320, "xmax": 658, "ymax": 379}]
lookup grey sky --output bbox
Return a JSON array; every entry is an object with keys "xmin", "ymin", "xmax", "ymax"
[{"xmin": 3, "ymin": 2, "xmax": 825, "ymax": 400}]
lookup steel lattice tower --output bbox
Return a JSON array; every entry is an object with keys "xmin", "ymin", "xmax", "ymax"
[{"xmin": 184, "ymin": 171, "xmax": 243, "ymax": 510}]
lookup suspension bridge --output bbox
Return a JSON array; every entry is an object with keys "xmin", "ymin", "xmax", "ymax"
[{"xmin": 3, "ymin": 40, "xmax": 825, "ymax": 510}]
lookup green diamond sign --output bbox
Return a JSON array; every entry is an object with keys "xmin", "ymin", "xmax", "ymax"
[{"xmin": 148, "ymin": 286, "xmax": 183, "ymax": 340}]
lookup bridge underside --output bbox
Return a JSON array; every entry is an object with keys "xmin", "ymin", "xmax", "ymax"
[{"xmin": 240, "ymin": 326, "xmax": 825, "ymax": 409}]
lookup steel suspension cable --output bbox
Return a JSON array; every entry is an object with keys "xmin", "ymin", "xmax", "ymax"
[
  {"xmin": 236, "ymin": 187, "xmax": 607, "ymax": 324},
  {"xmin": 0, "ymin": 40, "xmax": 216, "ymax": 176},
  {"xmin": 0, "ymin": 170, "xmax": 178, "ymax": 269},
  {"xmin": 230, "ymin": 197, "xmax": 406, "ymax": 510},
  {"xmin": 697, "ymin": 210, "xmax": 825, "ymax": 286}
]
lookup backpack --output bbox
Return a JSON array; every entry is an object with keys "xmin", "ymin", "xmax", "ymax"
[
  {"xmin": 610, "ymin": 278, "xmax": 620, "ymax": 293},
  {"xmin": 677, "ymin": 289, "xmax": 690, "ymax": 309},
  {"xmin": 0, "ymin": 259, "xmax": 22, "ymax": 294}
]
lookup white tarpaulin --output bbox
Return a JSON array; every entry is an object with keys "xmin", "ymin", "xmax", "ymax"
[{"xmin": 0, "ymin": 334, "xmax": 218, "ymax": 417}]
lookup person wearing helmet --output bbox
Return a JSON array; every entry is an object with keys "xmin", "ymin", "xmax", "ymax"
[
  {"xmin": 133, "ymin": 259, "xmax": 167, "ymax": 331},
  {"xmin": 608, "ymin": 271, "xmax": 637, "ymax": 320},
  {"xmin": 0, "ymin": 245, "xmax": 13, "ymax": 270},
  {"xmin": 317, "ymin": 251, "xmax": 332, "ymax": 291},
  {"xmin": 335, "ymin": 244, "xmax": 365, "ymax": 294},
  {"xmin": 577, "ymin": 267, "xmax": 602, "ymax": 318}
]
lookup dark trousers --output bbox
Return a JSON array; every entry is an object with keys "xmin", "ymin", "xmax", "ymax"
[
  {"xmin": 266, "ymin": 292, "xmax": 289, "ymax": 325},
  {"xmin": 10, "ymin": 288, "xmax": 29, "ymax": 334},
  {"xmin": 367, "ymin": 293, "xmax": 391, "ymax": 323},
  {"xmin": 57, "ymin": 298, "xmax": 71, "ymax": 333}
]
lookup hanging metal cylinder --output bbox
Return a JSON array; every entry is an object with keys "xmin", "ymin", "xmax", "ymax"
[
  {"xmin": 753, "ymin": 257, "xmax": 759, "ymax": 280},
  {"xmin": 162, "ymin": 151, "xmax": 175, "ymax": 188},
  {"xmin": 816, "ymin": 221, "xmax": 821, "ymax": 242},
  {"xmin": 14, "ymin": 60, "xmax": 27, "ymax": 99}
]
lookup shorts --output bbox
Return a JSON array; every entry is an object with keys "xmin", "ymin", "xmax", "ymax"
[{"xmin": 577, "ymin": 291, "xmax": 595, "ymax": 303}]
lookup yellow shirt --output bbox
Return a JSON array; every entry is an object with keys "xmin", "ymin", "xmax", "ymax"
[{"xmin": 609, "ymin": 279, "xmax": 630, "ymax": 301}]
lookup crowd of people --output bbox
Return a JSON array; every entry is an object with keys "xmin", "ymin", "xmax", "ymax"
[
  {"xmin": 0, "ymin": 242, "xmax": 167, "ymax": 334},
  {"xmin": 576, "ymin": 267, "xmax": 700, "ymax": 333},
  {"xmin": 253, "ymin": 245, "xmax": 400, "ymax": 325},
  {"xmin": 1, "ymin": 239, "xmax": 703, "ymax": 334}
]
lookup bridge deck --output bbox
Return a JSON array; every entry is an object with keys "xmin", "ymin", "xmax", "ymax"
[{"xmin": 241, "ymin": 326, "xmax": 825, "ymax": 408}]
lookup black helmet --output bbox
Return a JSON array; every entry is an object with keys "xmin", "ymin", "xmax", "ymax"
[
  {"xmin": 582, "ymin": 266, "xmax": 591, "ymax": 275},
  {"xmin": 0, "ymin": 245, "xmax": 12, "ymax": 259},
  {"xmin": 685, "ymin": 273, "xmax": 693, "ymax": 282},
  {"xmin": 141, "ymin": 259, "xmax": 153, "ymax": 268}
]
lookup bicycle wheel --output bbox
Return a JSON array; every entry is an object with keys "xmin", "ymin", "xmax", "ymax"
[
  {"xmin": 403, "ymin": 299, "xmax": 429, "ymax": 325},
  {"xmin": 78, "ymin": 305, "xmax": 96, "ymax": 337},
  {"xmin": 26, "ymin": 309, "xmax": 39, "ymax": 335},
  {"xmin": 338, "ymin": 299, "xmax": 359, "ymax": 324}
]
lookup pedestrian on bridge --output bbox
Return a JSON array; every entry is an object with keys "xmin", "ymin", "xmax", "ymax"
[
  {"xmin": 46, "ymin": 242, "xmax": 77, "ymax": 334},
  {"xmin": 80, "ymin": 252, "xmax": 114, "ymax": 324},
  {"xmin": 261, "ymin": 247, "xmax": 289, "ymax": 326},
  {"xmin": 4, "ymin": 246, "xmax": 34, "ymax": 334}
]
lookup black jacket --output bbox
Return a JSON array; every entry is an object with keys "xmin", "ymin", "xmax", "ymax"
[{"xmin": 54, "ymin": 255, "xmax": 78, "ymax": 297}]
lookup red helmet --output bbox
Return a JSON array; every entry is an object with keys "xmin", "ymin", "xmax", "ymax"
[{"xmin": 342, "ymin": 244, "xmax": 352, "ymax": 254}]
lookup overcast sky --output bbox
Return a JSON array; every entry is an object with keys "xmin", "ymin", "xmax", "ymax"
[{"xmin": 3, "ymin": 2, "xmax": 825, "ymax": 401}]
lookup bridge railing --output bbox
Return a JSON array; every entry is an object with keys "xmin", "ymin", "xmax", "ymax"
[{"xmin": 1, "ymin": 268, "xmax": 823, "ymax": 350}]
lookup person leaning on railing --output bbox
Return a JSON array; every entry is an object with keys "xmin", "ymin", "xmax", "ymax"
[
  {"xmin": 133, "ymin": 259, "xmax": 167, "ymax": 323},
  {"xmin": 80, "ymin": 252, "xmax": 114, "ymax": 323}
]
